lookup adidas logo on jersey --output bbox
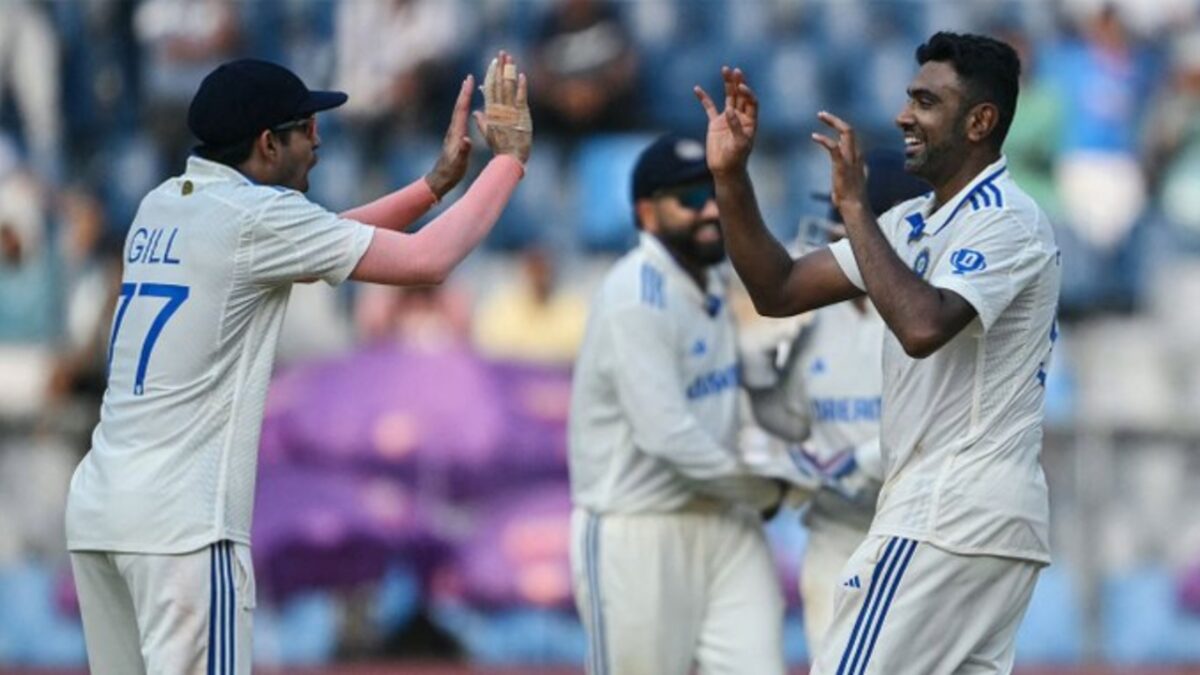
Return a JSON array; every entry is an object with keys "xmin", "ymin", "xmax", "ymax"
[{"xmin": 842, "ymin": 575, "xmax": 862, "ymax": 589}]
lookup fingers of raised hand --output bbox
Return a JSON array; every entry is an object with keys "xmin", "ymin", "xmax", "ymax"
[
  {"xmin": 449, "ymin": 76, "xmax": 473, "ymax": 137},
  {"xmin": 810, "ymin": 132, "xmax": 839, "ymax": 156},
  {"xmin": 722, "ymin": 65, "xmax": 737, "ymax": 110},
  {"xmin": 694, "ymin": 85, "xmax": 719, "ymax": 120},
  {"xmin": 817, "ymin": 110, "xmax": 853, "ymax": 135},
  {"xmin": 724, "ymin": 107, "xmax": 745, "ymax": 138},
  {"xmin": 501, "ymin": 54, "xmax": 519, "ymax": 104},
  {"xmin": 472, "ymin": 110, "xmax": 488, "ymax": 136},
  {"xmin": 736, "ymin": 81, "xmax": 758, "ymax": 119},
  {"xmin": 515, "ymin": 72, "xmax": 528, "ymax": 109}
]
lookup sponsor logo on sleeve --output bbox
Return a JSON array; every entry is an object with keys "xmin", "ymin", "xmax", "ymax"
[{"xmin": 950, "ymin": 248, "xmax": 986, "ymax": 275}]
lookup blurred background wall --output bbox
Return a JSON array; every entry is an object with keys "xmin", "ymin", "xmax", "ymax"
[{"xmin": 1, "ymin": 0, "xmax": 1199, "ymax": 672}]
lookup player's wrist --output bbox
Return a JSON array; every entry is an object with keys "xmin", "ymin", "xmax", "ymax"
[
  {"xmin": 837, "ymin": 195, "xmax": 871, "ymax": 223},
  {"xmin": 489, "ymin": 153, "xmax": 527, "ymax": 178},
  {"xmin": 421, "ymin": 173, "xmax": 446, "ymax": 203}
]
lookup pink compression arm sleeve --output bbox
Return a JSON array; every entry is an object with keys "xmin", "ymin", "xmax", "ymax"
[
  {"xmin": 339, "ymin": 177, "xmax": 439, "ymax": 231},
  {"xmin": 350, "ymin": 155, "xmax": 524, "ymax": 285}
]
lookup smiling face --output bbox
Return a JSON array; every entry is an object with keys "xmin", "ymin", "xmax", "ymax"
[{"xmin": 895, "ymin": 61, "xmax": 974, "ymax": 186}]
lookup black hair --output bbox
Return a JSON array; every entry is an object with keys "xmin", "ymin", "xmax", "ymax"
[
  {"xmin": 193, "ymin": 126, "xmax": 296, "ymax": 168},
  {"xmin": 915, "ymin": 32, "xmax": 1021, "ymax": 149}
]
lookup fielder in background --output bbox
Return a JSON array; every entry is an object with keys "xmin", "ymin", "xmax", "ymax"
[
  {"xmin": 743, "ymin": 149, "xmax": 930, "ymax": 657},
  {"xmin": 568, "ymin": 133, "xmax": 821, "ymax": 675},
  {"xmin": 697, "ymin": 31, "xmax": 1061, "ymax": 674},
  {"xmin": 64, "ymin": 52, "xmax": 531, "ymax": 674}
]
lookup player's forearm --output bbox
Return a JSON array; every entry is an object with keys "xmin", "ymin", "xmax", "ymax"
[
  {"xmin": 350, "ymin": 156, "xmax": 523, "ymax": 285},
  {"xmin": 339, "ymin": 178, "xmax": 439, "ymax": 232},
  {"xmin": 713, "ymin": 167, "xmax": 797, "ymax": 314},
  {"xmin": 840, "ymin": 201, "xmax": 954, "ymax": 356}
]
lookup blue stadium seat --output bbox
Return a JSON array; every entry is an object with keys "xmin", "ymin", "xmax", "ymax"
[
  {"xmin": 640, "ymin": 43, "xmax": 726, "ymax": 137},
  {"xmin": 1102, "ymin": 565, "xmax": 1200, "ymax": 663},
  {"xmin": 431, "ymin": 605, "xmax": 585, "ymax": 665},
  {"xmin": 254, "ymin": 590, "xmax": 339, "ymax": 665},
  {"xmin": 486, "ymin": 138, "xmax": 566, "ymax": 251},
  {"xmin": 1013, "ymin": 565, "xmax": 1083, "ymax": 662},
  {"xmin": 570, "ymin": 133, "xmax": 656, "ymax": 253},
  {"xmin": 758, "ymin": 41, "xmax": 823, "ymax": 138},
  {"xmin": 0, "ymin": 561, "xmax": 86, "ymax": 666}
]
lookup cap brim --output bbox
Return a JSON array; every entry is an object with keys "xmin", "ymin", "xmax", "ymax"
[{"xmin": 299, "ymin": 90, "xmax": 348, "ymax": 116}]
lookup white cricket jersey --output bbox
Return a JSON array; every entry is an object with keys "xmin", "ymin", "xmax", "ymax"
[
  {"xmin": 66, "ymin": 156, "xmax": 375, "ymax": 554},
  {"xmin": 568, "ymin": 233, "xmax": 778, "ymax": 514},
  {"xmin": 829, "ymin": 156, "xmax": 1060, "ymax": 563},
  {"xmin": 793, "ymin": 301, "xmax": 884, "ymax": 537}
]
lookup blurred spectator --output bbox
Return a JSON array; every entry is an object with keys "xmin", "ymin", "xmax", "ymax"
[
  {"xmin": 1001, "ymin": 27, "xmax": 1065, "ymax": 222},
  {"xmin": 335, "ymin": 0, "xmax": 471, "ymax": 146},
  {"xmin": 356, "ymin": 284, "xmax": 474, "ymax": 350},
  {"xmin": 1045, "ymin": 5, "xmax": 1155, "ymax": 250},
  {"xmin": 133, "ymin": 0, "xmax": 243, "ymax": 168},
  {"xmin": 0, "ymin": 0, "xmax": 63, "ymax": 182},
  {"xmin": 1145, "ymin": 26, "xmax": 1200, "ymax": 237},
  {"xmin": 52, "ymin": 0, "xmax": 140, "ymax": 168},
  {"xmin": 530, "ymin": 0, "xmax": 639, "ymax": 138},
  {"xmin": 472, "ymin": 248, "xmax": 587, "ymax": 365},
  {"xmin": 0, "ymin": 153, "xmax": 59, "ymax": 420},
  {"xmin": 44, "ymin": 188, "xmax": 123, "ymax": 439}
]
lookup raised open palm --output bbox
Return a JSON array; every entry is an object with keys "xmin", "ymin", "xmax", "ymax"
[{"xmin": 694, "ymin": 66, "xmax": 759, "ymax": 175}]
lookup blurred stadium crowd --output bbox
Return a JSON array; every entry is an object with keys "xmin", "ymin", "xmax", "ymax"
[{"xmin": 1, "ymin": 0, "xmax": 1200, "ymax": 670}]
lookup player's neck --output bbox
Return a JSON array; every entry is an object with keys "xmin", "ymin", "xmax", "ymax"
[{"xmin": 930, "ymin": 150, "xmax": 1001, "ymax": 211}]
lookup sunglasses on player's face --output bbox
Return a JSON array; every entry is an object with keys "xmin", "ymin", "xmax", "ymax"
[
  {"xmin": 656, "ymin": 182, "xmax": 716, "ymax": 211},
  {"xmin": 271, "ymin": 116, "xmax": 316, "ymax": 140}
]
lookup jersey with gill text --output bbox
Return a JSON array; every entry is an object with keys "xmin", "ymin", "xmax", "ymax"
[
  {"xmin": 66, "ymin": 156, "xmax": 375, "ymax": 554},
  {"xmin": 568, "ymin": 233, "xmax": 778, "ymax": 514},
  {"xmin": 829, "ymin": 156, "xmax": 1061, "ymax": 563}
]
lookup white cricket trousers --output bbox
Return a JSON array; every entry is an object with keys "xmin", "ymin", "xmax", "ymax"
[
  {"xmin": 800, "ymin": 524, "xmax": 868, "ymax": 658},
  {"xmin": 70, "ymin": 540, "xmax": 254, "ymax": 675},
  {"xmin": 570, "ymin": 505, "xmax": 786, "ymax": 675},
  {"xmin": 812, "ymin": 534, "xmax": 1042, "ymax": 675}
]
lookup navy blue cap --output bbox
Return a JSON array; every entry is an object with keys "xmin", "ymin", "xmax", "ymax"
[
  {"xmin": 816, "ymin": 149, "xmax": 931, "ymax": 222},
  {"xmin": 187, "ymin": 59, "xmax": 348, "ymax": 147},
  {"xmin": 631, "ymin": 134, "xmax": 712, "ymax": 203}
]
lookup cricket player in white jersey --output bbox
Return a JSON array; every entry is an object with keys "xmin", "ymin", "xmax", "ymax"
[
  {"xmin": 568, "ymin": 133, "xmax": 822, "ymax": 675},
  {"xmin": 64, "ymin": 53, "xmax": 532, "ymax": 674},
  {"xmin": 696, "ymin": 31, "xmax": 1061, "ymax": 674},
  {"xmin": 745, "ymin": 150, "xmax": 931, "ymax": 657}
]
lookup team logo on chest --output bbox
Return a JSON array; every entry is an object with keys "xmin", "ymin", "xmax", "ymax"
[{"xmin": 912, "ymin": 247, "xmax": 931, "ymax": 278}]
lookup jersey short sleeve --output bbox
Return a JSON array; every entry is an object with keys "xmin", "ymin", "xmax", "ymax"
[
  {"xmin": 928, "ymin": 211, "xmax": 1052, "ymax": 331},
  {"xmin": 827, "ymin": 239, "xmax": 865, "ymax": 292},
  {"xmin": 248, "ymin": 190, "xmax": 375, "ymax": 286}
]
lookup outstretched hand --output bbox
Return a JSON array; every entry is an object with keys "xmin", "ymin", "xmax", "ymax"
[
  {"xmin": 694, "ymin": 66, "xmax": 759, "ymax": 176},
  {"xmin": 425, "ymin": 75, "xmax": 475, "ymax": 199},
  {"xmin": 474, "ymin": 50, "xmax": 532, "ymax": 164},
  {"xmin": 811, "ymin": 111, "xmax": 869, "ymax": 213}
]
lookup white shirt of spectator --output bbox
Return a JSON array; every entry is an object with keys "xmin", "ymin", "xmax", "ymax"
[
  {"xmin": 568, "ymin": 233, "xmax": 778, "ymax": 514},
  {"xmin": 66, "ymin": 156, "xmax": 375, "ymax": 554},
  {"xmin": 828, "ymin": 155, "xmax": 1061, "ymax": 563}
]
